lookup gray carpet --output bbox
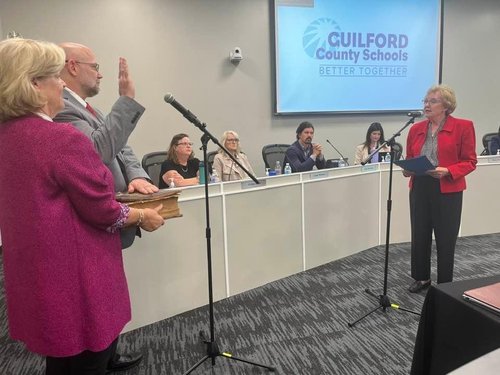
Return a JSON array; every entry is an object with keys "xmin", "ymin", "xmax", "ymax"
[{"xmin": 1, "ymin": 234, "xmax": 499, "ymax": 374}]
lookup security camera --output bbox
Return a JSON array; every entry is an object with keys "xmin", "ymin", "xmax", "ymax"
[{"xmin": 229, "ymin": 47, "xmax": 243, "ymax": 62}]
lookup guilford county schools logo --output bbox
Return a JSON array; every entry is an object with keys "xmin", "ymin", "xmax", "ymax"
[{"xmin": 303, "ymin": 18, "xmax": 341, "ymax": 58}]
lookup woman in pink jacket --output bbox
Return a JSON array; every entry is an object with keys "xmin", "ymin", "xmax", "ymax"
[
  {"xmin": 403, "ymin": 84, "xmax": 477, "ymax": 293},
  {"xmin": 0, "ymin": 39, "xmax": 164, "ymax": 374}
]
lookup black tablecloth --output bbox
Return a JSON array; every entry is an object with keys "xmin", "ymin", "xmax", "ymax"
[{"xmin": 411, "ymin": 275, "xmax": 500, "ymax": 375}]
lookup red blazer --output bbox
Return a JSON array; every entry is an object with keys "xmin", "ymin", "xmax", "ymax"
[{"xmin": 406, "ymin": 115, "xmax": 477, "ymax": 193}]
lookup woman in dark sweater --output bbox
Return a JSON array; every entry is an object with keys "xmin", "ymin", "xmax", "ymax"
[{"xmin": 159, "ymin": 133, "xmax": 199, "ymax": 188}]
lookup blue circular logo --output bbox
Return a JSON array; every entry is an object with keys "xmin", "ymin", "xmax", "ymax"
[{"xmin": 303, "ymin": 18, "xmax": 341, "ymax": 58}]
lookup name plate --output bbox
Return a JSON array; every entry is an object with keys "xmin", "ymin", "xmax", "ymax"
[
  {"xmin": 310, "ymin": 171, "xmax": 328, "ymax": 179},
  {"xmin": 487, "ymin": 156, "xmax": 500, "ymax": 163},
  {"xmin": 241, "ymin": 179, "xmax": 267, "ymax": 189},
  {"xmin": 361, "ymin": 164, "xmax": 378, "ymax": 172}
]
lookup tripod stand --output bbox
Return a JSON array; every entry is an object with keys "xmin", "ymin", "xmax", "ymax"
[
  {"xmin": 348, "ymin": 116, "xmax": 421, "ymax": 328},
  {"xmin": 163, "ymin": 94, "xmax": 276, "ymax": 373}
]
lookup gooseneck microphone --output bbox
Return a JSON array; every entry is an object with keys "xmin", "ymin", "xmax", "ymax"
[
  {"xmin": 164, "ymin": 93, "xmax": 203, "ymax": 127},
  {"xmin": 326, "ymin": 139, "xmax": 349, "ymax": 165},
  {"xmin": 407, "ymin": 111, "xmax": 424, "ymax": 118}
]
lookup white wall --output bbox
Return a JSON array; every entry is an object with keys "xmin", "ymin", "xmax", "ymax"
[{"xmin": 0, "ymin": 0, "xmax": 499, "ymax": 174}]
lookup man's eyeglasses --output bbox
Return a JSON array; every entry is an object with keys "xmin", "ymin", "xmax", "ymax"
[
  {"xmin": 422, "ymin": 98, "xmax": 441, "ymax": 105},
  {"xmin": 226, "ymin": 138, "xmax": 239, "ymax": 143},
  {"xmin": 65, "ymin": 60, "xmax": 100, "ymax": 72},
  {"xmin": 176, "ymin": 142, "xmax": 193, "ymax": 147}
]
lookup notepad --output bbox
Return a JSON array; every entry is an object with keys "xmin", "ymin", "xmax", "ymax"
[
  {"xmin": 394, "ymin": 155, "xmax": 434, "ymax": 175},
  {"xmin": 462, "ymin": 282, "xmax": 500, "ymax": 315}
]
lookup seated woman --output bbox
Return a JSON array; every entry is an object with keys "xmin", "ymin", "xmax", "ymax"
[
  {"xmin": 213, "ymin": 130, "xmax": 255, "ymax": 181},
  {"xmin": 159, "ymin": 133, "xmax": 199, "ymax": 188},
  {"xmin": 354, "ymin": 122, "xmax": 391, "ymax": 165}
]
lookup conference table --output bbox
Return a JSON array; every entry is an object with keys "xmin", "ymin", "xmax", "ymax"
[
  {"xmin": 122, "ymin": 156, "xmax": 500, "ymax": 331},
  {"xmin": 411, "ymin": 275, "xmax": 500, "ymax": 374}
]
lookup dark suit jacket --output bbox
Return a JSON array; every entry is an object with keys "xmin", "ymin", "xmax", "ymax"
[
  {"xmin": 406, "ymin": 115, "xmax": 477, "ymax": 193},
  {"xmin": 284, "ymin": 140, "xmax": 326, "ymax": 172},
  {"xmin": 54, "ymin": 89, "xmax": 148, "ymax": 248}
]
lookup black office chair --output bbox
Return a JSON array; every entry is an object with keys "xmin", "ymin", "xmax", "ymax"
[
  {"xmin": 141, "ymin": 151, "xmax": 168, "ymax": 187},
  {"xmin": 207, "ymin": 151, "xmax": 217, "ymax": 174},
  {"xmin": 262, "ymin": 144, "xmax": 290, "ymax": 170},
  {"xmin": 391, "ymin": 142, "xmax": 403, "ymax": 161},
  {"xmin": 481, "ymin": 132, "xmax": 497, "ymax": 155}
]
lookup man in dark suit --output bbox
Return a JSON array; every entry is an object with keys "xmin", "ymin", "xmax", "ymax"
[
  {"xmin": 284, "ymin": 121, "xmax": 326, "ymax": 172},
  {"xmin": 54, "ymin": 42, "xmax": 156, "ymax": 373}
]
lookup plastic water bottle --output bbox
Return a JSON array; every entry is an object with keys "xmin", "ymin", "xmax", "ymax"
[
  {"xmin": 265, "ymin": 168, "xmax": 270, "ymax": 176},
  {"xmin": 284, "ymin": 163, "xmax": 292, "ymax": 175},
  {"xmin": 275, "ymin": 160, "xmax": 282, "ymax": 175},
  {"xmin": 337, "ymin": 158, "xmax": 347, "ymax": 168},
  {"xmin": 199, "ymin": 161, "xmax": 206, "ymax": 184},
  {"xmin": 168, "ymin": 177, "xmax": 175, "ymax": 188},
  {"xmin": 385, "ymin": 153, "xmax": 391, "ymax": 163},
  {"xmin": 496, "ymin": 149, "xmax": 500, "ymax": 156},
  {"xmin": 210, "ymin": 169, "xmax": 220, "ymax": 183}
]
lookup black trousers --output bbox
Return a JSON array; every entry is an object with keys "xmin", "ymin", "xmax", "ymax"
[
  {"xmin": 45, "ymin": 338, "xmax": 118, "ymax": 375},
  {"xmin": 409, "ymin": 176, "xmax": 463, "ymax": 283}
]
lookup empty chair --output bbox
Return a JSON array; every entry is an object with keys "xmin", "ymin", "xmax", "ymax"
[
  {"xmin": 141, "ymin": 151, "xmax": 168, "ymax": 187},
  {"xmin": 391, "ymin": 142, "xmax": 403, "ymax": 161},
  {"xmin": 482, "ymin": 132, "xmax": 497, "ymax": 155},
  {"xmin": 262, "ymin": 144, "xmax": 290, "ymax": 170},
  {"xmin": 206, "ymin": 151, "xmax": 217, "ymax": 174}
]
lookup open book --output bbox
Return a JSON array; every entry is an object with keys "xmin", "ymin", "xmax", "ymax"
[{"xmin": 116, "ymin": 189, "xmax": 182, "ymax": 220}]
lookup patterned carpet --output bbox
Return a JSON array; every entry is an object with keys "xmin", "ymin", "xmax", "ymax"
[{"xmin": 1, "ymin": 234, "xmax": 499, "ymax": 374}]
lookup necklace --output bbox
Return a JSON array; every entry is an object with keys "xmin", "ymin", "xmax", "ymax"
[{"xmin": 181, "ymin": 164, "xmax": 188, "ymax": 172}]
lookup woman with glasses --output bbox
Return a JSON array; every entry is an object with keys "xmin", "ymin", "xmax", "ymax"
[
  {"xmin": 0, "ymin": 38, "xmax": 164, "ymax": 374},
  {"xmin": 353, "ymin": 122, "xmax": 391, "ymax": 165},
  {"xmin": 403, "ymin": 84, "xmax": 477, "ymax": 293},
  {"xmin": 159, "ymin": 133, "xmax": 200, "ymax": 188},
  {"xmin": 212, "ymin": 130, "xmax": 254, "ymax": 181}
]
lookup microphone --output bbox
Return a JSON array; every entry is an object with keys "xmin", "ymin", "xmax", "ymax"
[
  {"xmin": 326, "ymin": 139, "xmax": 349, "ymax": 165},
  {"xmin": 164, "ymin": 93, "xmax": 203, "ymax": 127},
  {"xmin": 407, "ymin": 111, "xmax": 424, "ymax": 118}
]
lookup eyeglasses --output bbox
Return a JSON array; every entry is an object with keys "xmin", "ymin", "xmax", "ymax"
[
  {"xmin": 176, "ymin": 142, "xmax": 193, "ymax": 147},
  {"xmin": 422, "ymin": 98, "xmax": 441, "ymax": 105},
  {"xmin": 65, "ymin": 60, "xmax": 100, "ymax": 72},
  {"xmin": 226, "ymin": 138, "xmax": 239, "ymax": 143}
]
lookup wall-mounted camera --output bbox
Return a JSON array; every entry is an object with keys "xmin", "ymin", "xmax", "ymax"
[{"xmin": 229, "ymin": 47, "xmax": 243, "ymax": 63}]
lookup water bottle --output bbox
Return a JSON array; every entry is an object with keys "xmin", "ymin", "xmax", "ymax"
[
  {"xmin": 168, "ymin": 177, "xmax": 175, "ymax": 188},
  {"xmin": 284, "ymin": 163, "xmax": 292, "ymax": 175},
  {"xmin": 275, "ymin": 160, "xmax": 282, "ymax": 175},
  {"xmin": 496, "ymin": 149, "xmax": 500, "ymax": 156},
  {"xmin": 210, "ymin": 169, "xmax": 220, "ymax": 183},
  {"xmin": 265, "ymin": 168, "xmax": 270, "ymax": 176},
  {"xmin": 199, "ymin": 161, "xmax": 206, "ymax": 184},
  {"xmin": 385, "ymin": 153, "xmax": 391, "ymax": 163}
]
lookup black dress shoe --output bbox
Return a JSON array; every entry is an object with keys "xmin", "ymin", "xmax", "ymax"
[
  {"xmin": 408, "ymin": 279, "xmax": 431, "ymax": 293},
  {"xmin": 107, "ymin": 353, "xmax": 143, "ymax": 373}
]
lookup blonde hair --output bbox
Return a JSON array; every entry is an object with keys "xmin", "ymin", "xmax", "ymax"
[
  {"xmin": 427, "ymin": 84, "xmax": 457, "ymax": 115},
  {"xmin": 218, "ymin": 130, "xmax": 242, "ymax": 154},
  {"xmin": 0, "ymin": 38, "xmax": 65, "ymax": 122}
]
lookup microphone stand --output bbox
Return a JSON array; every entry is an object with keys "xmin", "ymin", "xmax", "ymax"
[
  {"xmin": 326, "ymin": 139, "xmax": 349, "ymax": 165},
  {"xmin": 167, "ymin": 103, "xmax": 275, "ymax": 374},
  {"xmin": 348, "ymin": 115, "xmax": 421, "ymax": 328}
]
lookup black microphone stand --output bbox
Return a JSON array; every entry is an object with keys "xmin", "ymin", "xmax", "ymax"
[
  {"xmin": 167, "ymin": 103, "xmax": 275, "ymax": 374},
  {"xmin": 348, "ymin": 115, "xmax": 421, "ymax": 328}
]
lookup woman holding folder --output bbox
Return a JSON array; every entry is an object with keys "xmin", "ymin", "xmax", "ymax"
[{"xmin": 403, "ymin": 84, "xmax": 477, "ymax": 293}]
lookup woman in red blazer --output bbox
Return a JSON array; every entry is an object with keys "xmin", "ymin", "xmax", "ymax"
[{"xmin": 403, "ymin": 85, "xmax": 477, "ymax": 293}]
